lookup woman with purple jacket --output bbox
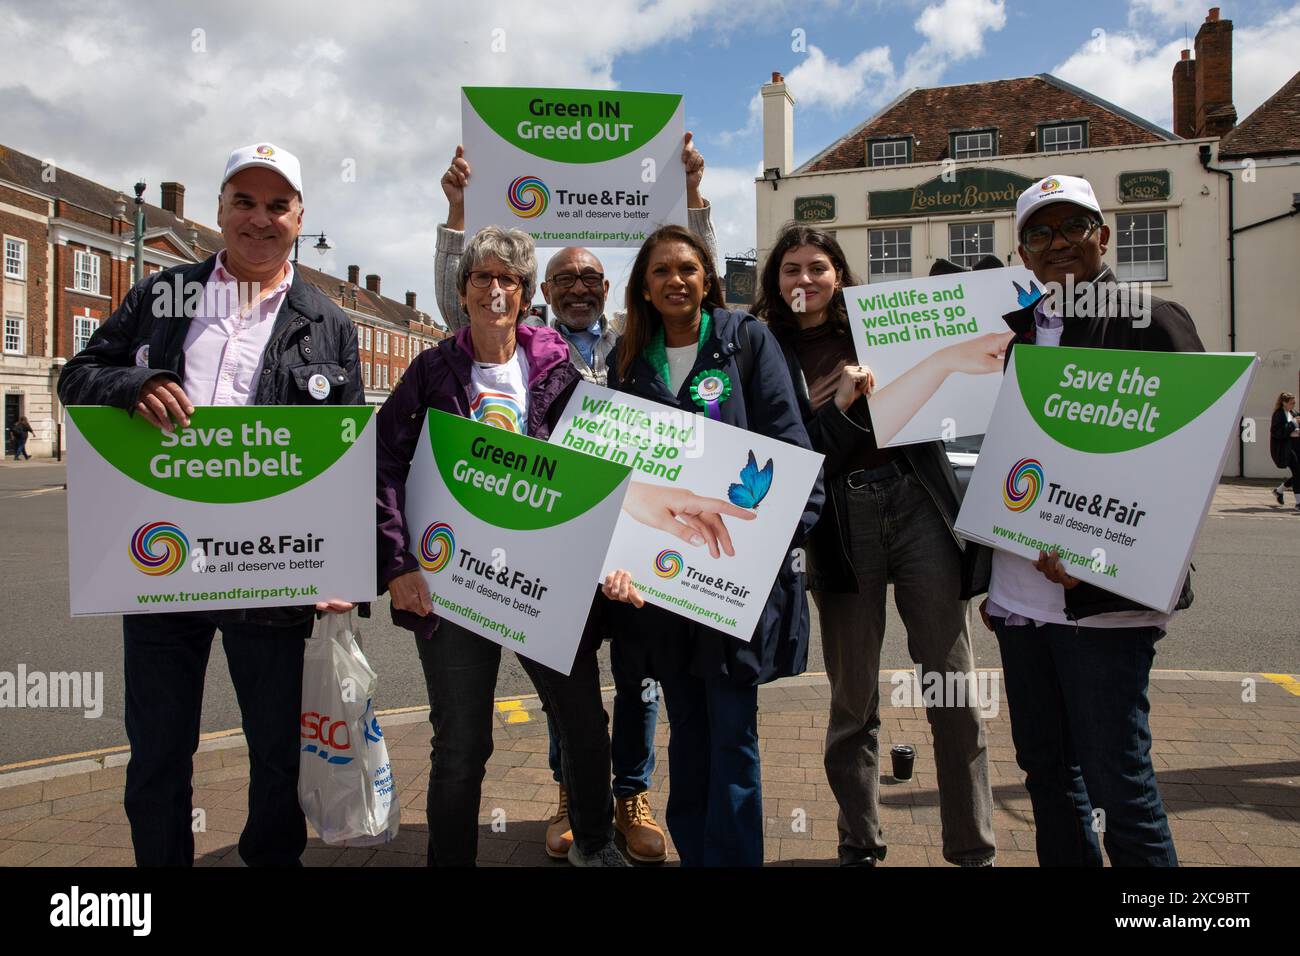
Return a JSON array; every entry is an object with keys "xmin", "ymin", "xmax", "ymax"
[{"xmin": 375, "ymin": 226, "xmax": 627, "ymax": 867}]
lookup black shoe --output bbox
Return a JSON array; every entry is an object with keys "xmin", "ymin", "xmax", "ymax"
[
  {"xmin": 838, "ymin": 849, "xmax": 880, "ymax": 867},
  {"xmin": 1276, "ymin": 488, "xmax": 1286, "ymax": 505}
]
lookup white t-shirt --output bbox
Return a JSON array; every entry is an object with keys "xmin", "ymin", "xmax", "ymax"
[
  {"xmin": 468, "ymin": 348, "xmax": 529, "ymax": 435},
  {"xmin": 665, "ymin": 345, "xmax": 697, "ymax": 395},
  {"xmin": 987, "ymin": 307, "xmax": 1172, "ymax": 630}
]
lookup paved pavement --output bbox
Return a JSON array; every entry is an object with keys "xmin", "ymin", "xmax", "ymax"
[{"xmin": 1, "ymin": 668, "xmax": 1297, "ymax": 867}]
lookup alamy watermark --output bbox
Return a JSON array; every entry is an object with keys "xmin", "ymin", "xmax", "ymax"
[{"xmin": 0, "ymin": 664, "xmax": 103, "ymax": 718}]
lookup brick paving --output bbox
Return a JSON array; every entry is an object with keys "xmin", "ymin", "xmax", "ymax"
[{"xmin": 1, "ymin": 669, "xmax": 1297, "ymax": 868}]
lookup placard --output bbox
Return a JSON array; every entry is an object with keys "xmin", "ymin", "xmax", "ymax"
[{"xmin": 67, "ymin": 406, "xmax": 376, "ymax": 616}]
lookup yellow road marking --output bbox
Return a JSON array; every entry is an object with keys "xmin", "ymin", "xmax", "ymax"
[
  {"xmin": 1261, "ymin": 674, "xmax": 1300, "ymax": 696},
  {"xmin": 505, "ymin": 711, "xmax": 531, "ymax": 724}
]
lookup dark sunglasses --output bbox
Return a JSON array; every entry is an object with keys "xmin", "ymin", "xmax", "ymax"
[{"xmin": 1021, "ymin": 215, "xmax": 1101, "ymax": 254}]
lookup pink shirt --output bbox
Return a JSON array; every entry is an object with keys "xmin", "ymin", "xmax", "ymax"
[{"xmin": 181, "ymin": 252, "xmax": 294, "ymax": 405}]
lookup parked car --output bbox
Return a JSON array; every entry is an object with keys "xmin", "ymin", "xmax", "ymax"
[{"xmin": 945, "ymin": 434, "xmax": 982, "ymax": 496}]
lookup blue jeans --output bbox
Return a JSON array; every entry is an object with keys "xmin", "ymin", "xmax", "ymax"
[
  {"xmin": 992, "ymin": 618, "xmax": 1178, "ymax": 867},
  {"xmin": 547, "ymin": 638, "xmax": 658, "ymax": 798},
  {"xmin": 122, "ymin": 611, "xmax": 310, "ymax": 866}
]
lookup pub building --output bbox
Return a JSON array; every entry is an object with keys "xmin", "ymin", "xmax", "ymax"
[{"xmin": 754, "ymin": 8, "xmax": 1300, "ymax": 478}]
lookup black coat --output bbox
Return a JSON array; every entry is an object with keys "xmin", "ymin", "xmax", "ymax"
[
  {"xmin": 605, "ymin": 308, "xmax": 824, "ymax": 686},
  {"xmin": 774, "ymin": 331, "xmax": 990, "ymax": 599},
  {"xmin": 59, "ymin": 256, "xmax": 364, "ymax": 411},
  {"xmin": 1270, "ymin": 408, "xmax": 1298, "ymax": 469},
  {"xmin": 58, "ymin": 255, "xmax": 365, "ymax": 628},
  {"xmin": 1000, "ymin": 265, "xmax": 1204, "ymax": 620}
]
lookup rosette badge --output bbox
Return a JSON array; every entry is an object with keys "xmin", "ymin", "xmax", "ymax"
[
  {"xmin": 419, "ymin": 522, "xmax": 455, "ymax": 573},
  {"xmin": 1003, "ymin": 458, "xmax": 1044, "ymax": 512},
  {"xmin": 507, "ymin": 176, "xmax": 549, "ymax": 219},
  {"xmin": 130, "ymin": 521, "xmax": 189, "ymax": 576}
]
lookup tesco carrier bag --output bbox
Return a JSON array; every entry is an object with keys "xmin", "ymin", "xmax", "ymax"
[{"xmin": 298, "ymin": 611, "xmax": 400, "ymax": 845}]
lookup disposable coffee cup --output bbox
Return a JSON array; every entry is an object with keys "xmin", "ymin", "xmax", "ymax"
[{"xmin": 891, "ymin": 744, "xmax": 916, "ymax": 781}]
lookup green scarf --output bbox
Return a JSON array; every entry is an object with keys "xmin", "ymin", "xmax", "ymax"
[{"xmin": 644, "ymin": 310, "xmax": 712, "ymax": 391}]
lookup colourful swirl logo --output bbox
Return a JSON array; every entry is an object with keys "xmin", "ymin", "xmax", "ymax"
[
  {"xmin": 507, "ymin": 176, "xmax": 549, "ymax": 219},
  {"xmin": 1003, "ymin": 458, "xmax": 1044, "ymax": 512},
  {"xmin": 256, "ymin": 144, "xmax": 275, "ymax": 157},
  {"xmin": 419, "ymin": 522, "xmax": 455, "ymax": 573},
  {"xmin": 130, "ymin": 521, "xmax": 189, "ymax": 576},
  {"xmin": 1040, "ymin": 178, "xmax": 1060, "ymax": 192},
  {"xmin": 654, "ymin": 549, "xmax": 683, "ymax": 579}
]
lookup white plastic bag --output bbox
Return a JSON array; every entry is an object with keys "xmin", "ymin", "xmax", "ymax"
[{"xmin": 298, "ymin": 611, "xmax": 400, "ymax": 846}]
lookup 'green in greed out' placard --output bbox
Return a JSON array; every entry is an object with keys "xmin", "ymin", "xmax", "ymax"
[
  {"xmin": 66, "ymin": 406, "xmax": 377, "ymax": 616},
  {"xmin": 461, "ymin": 86, "xmax": 686, "ymax": 248},
  {"xmin": 403, "ymin": 410, "xmax": 631, "ymax": 675},
  {"xmin": 955, "ymin": 346, "xmax": 1257, "ymax": 613}
]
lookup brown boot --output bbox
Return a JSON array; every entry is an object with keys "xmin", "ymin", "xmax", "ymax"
[
  {"xmin": 545, "ymin": 784, "xmax": 573, "ymax": 859},
  {"xmin": 615, "ymin": 791, "xmax": 667, "ymax": 863}
]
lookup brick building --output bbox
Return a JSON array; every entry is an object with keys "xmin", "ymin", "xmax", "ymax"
[
  {"xmin": 755, "ymin": 6, "xmax": 1300, "ymax": 477},
  {"xmin": 0, "ymin": 145, "xmax": 443, "ymax": 456}
]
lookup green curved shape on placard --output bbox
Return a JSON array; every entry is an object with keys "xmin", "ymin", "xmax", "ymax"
[
  {"xmin": 68, "ymin": 406, "xmax": 372, "ymax": 503},
  {"xmin": 464, "ymin": 87, "xmax": 680, "ymax": 163},
  {"xmin": 1016, "ymin": 346, "xmax": 1252, "ymax": 453},
  {"xmin": 428, "ymin": 409, "xmax": 629, "ymax": 530}
]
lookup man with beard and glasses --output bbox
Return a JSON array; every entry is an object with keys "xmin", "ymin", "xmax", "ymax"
[{"xmin": 429, "ymin": 134, "xmax": 716, "ymax": 864}]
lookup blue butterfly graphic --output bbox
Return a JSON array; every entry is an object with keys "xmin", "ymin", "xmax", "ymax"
[
  {"xmin": 1012, "ymin": 280, "xmax": 1043, "ymax": 309},
  {"xmin": 728, "ymin": 450, "xmax": 774, "ymax": 509}
]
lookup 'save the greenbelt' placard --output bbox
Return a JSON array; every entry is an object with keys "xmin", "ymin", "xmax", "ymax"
[
  {"xmin": 550, "ymin": 383, "xmax": 824, "ymax": 641},
  {"xmin": 403, "ymin": 410, "xmax": 631, "ymax": 675},
  {"xmin": 954, "ymin": 346, "xmax": 1257, "ymax": 613},
  {"xmin": 461, "ymin": 86, "xmax": 686, "ymax": 247},
  {"xmin": 66, "ymin": 406, "xmax": 376, "ymax": 616}
]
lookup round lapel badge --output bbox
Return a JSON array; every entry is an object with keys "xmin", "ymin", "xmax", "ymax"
[
  {"xmin": 134, "ymin": 344, "xmax": 150, "ymax": 367},
  {"xmin": 307, "ymin": 373, "xmax": 331, "ymax": 400}
]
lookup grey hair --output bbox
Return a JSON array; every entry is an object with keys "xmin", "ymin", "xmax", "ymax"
[{"xmin": 458, "ymin": 226, "xmax": 537, "ymax": 319}]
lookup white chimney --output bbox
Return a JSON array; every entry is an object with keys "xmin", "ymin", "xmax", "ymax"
[{"xmin": 761, "ymin": 71, "xmax": 794, "ymax": 176}]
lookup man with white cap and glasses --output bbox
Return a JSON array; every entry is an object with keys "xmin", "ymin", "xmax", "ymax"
[
  {"xmin": 59, "ymin": 142, "xmax": 363, "ymax": 866},
  {"xmin": 977, "ymin": 174, "xmax": 1203, "ymax": 867}
]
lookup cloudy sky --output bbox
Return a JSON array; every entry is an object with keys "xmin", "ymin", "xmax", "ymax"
[{"xmin": 2, "ymin": 0, "xmax": 1297, "ymax": 323}]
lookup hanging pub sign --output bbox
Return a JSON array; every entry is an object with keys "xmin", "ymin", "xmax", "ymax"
[
  {"xmin": 869, "ymin": 168, "xmax": 1037, "ymax": 219},
  {"xmin": 724, "ymin": 260, "xmax": 757, "ymax": 306},
  {"xmin": 1118, "ymin": 170, "xmax": 1171, "ymax": 203}
]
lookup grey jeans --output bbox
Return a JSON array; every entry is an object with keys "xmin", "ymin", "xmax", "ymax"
[{"xmin": 813, "ymin": 471, "xmax": 995, "ymax": 865}]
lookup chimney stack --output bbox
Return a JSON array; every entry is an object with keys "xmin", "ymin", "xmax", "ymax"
[
  {"xmin": 405, "ymin": 291, "xmax": 417, "ymax": 309},
  {"xmin": 347, "ymin": 264, "xmax": 360, "ymax": 285},
  {"xmin": 160, "ymin": 182, "xmax": 185, "ymax": 220},
  {"xmin": 1193, "ymin": 7, "xmax": 1236, "ymax": 137},
  {"xmin": 1172, "ymin": 48, "xmax": 1197, "ymax": 138},
  {"xmin": 365, "ymin": 274, "xmax": 381, "ymax": 295},
  {"xmin": 761, "ymin": 71, "xmax": 795, "ymax": 177}
]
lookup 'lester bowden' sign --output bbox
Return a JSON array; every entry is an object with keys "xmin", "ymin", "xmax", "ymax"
[{"xmin": 870, "ymin": 168, "xmax": 1036, "ymax": 219}]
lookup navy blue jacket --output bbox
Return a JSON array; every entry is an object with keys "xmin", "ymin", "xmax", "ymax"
[{"xmin": 606, "ymin": 308, "xmax": 824, "ymax": 686}]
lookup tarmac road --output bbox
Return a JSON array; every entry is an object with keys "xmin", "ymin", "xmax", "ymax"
[{"xmin": 0, "ymin": 461, "xmax": 1295, "ymax": 766}]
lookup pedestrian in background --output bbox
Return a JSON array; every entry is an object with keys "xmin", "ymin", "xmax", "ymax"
[
  {"xmin": 10, "ymin": 416, "xmax": 33, "ymax": 460},
  {"xmin": 1270, "ymin": 392, "xmax": 1299, "ymax": 511}
]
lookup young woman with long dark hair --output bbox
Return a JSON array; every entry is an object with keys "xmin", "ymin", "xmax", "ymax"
[{"xmin": 755, "ymin": 223, "xmax": 996, "ymax": 867}]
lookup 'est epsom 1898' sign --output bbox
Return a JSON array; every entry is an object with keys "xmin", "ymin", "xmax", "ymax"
[
  {"xmin": 1118, "ymin": 170, "xmax": 1171, "ymax": 203},
  {"xmin": 869, "ymin": 168, "xmax": 1037, "ymax": 219}
]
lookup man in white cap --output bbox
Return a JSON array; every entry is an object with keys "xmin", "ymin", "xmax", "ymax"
[
  {"xmin": 59, "ymin": 143, "xmax": 363, "ymax": 866},
  {"xmin": 977, "ymin": 174, "xmax": 1203, "ymax": 868}
]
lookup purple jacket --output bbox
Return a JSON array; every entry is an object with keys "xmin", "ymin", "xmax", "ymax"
[{"xmin": 376, "ymin": 323, "xmax": 580, "ymax": 632}]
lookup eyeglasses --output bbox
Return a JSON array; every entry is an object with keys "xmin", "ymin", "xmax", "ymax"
[
  {"xmin": 1021, "ymin": 215, "xmax": 1100, "ymax": 254},
  {"xmin": 548, "ymin": 272, "xmax": 605, "ymax": 290},
  {"xmin": 468, "ymin": 271, "xmax": 522, "ymax": 291}
]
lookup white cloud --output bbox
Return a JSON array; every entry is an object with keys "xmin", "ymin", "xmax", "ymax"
[
  {"xmin": 0, "ymin": 0, "xmax": 775, "ymax": 324},
  {"xmin": 1053, "ymin": 5, "xmax": 1300, "ymax": 132},
  {"xmin": 784, "ymin": 44, "xmax": 895, "ymax": 112},
  {"xmin": 1128, "ymin": 0, "xmax": 1216, "ymax": 30},
  {"xmin": 901, "ymin": 0, "xmax": 1006, "ymax": 87}
]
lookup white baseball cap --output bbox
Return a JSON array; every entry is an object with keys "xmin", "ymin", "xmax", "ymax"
[
  {"xmin": 221, "ymin": 142, "xmax": 304, "ymax": 197},
  {"xmin": 1015, "ymin": 174, "xmax": 1101, "ymax": 236}
]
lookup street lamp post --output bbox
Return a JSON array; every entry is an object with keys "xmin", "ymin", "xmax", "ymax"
[
  {"xmin": 132, "ymin": 181, "xmax": 146, "ymax": 284},
  {"xmin": 293, "ymin": 232, "xmax": 332, "ymax": 263}
]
